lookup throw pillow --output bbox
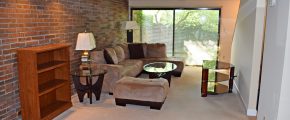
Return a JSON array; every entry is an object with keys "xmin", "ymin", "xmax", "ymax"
[
  {"xmin": 113, "ymin": 46, "xmax": 125, "ymax": 62},
  {"xmin": 128, "ymin": 43, "xmax": 145, "ymax": 59},
  {"xmin": 118, "ymin": 43, "xmax": 130, "ymax": 59},
  {"xmin": 104, "ymin": 48, "xmax": 118, "ymax": 64}
]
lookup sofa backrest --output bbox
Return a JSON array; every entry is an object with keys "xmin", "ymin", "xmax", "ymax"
[
  {"xmin": 128, "ymin": 43, "xmax": 167, "ymax": 59},
  {"xmin": 146, "ymin": 43, "xmax": 166, "ymax": 58},
  {"xmin": 90, "ymin": 43, "xmax": 167, "ymax": 64},
  {"xmin": 117, "ymin": 43, "xmax": 130, "ymax": 59}
]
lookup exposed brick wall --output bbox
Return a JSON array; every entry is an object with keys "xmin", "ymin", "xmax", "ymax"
[{"xmin": 0, "ymin": 0, "xmax": 128, "ymax": 119}]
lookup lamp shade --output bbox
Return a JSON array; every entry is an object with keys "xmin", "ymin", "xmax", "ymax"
[
  {"xmin": 75, "ymin": 32, "xmax": 96, "ymax": 50},
  {"xmin": 122, "ymin": 21, "xmax": 139, "ymax": 30}
]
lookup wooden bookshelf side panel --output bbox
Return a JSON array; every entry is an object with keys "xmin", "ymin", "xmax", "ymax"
[{"xmin": 17, "ymin": 50, "xmax": 41, "ymax": 120}]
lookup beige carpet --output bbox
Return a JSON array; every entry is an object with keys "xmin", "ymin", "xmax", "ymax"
[{"xmin": 54, "ymin": 66, "xmax": 252, "ymax": 120}]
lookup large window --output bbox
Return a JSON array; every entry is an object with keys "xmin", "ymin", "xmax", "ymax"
[{"xmin": 132, "ymin": 9, "xmax": 220, "ymax": 65}]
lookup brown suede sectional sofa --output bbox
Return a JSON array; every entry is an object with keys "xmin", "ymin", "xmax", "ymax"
[{"xmin": 88, "ymin": 43, "xmax": 184, "ymax": 93}]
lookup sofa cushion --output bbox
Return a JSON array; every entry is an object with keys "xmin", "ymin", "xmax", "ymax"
[
  {"xmin": 128, "ymin": 43, "xmax": 145, "ymax": 59},
  {"xmin": 104, "ymin": 48, "xmax": 118, "ymax": 64},
  {"xmin": 118, "ymin": 60, "xmax": 143, "ymax": 77},
  {"xmin": 146, "ymin": 43, "xmax": 166, "ymax": 58},
  {"xmin": 118, "ymin": 43, "xmax": 130, "ymax": 59},
  {"xmin": 113, "ymin": 46, "xmax": 125, "ymax": 62},
  {"xmin": 90, "ymin": 50, "xmax": 107, "ymax": 64}
]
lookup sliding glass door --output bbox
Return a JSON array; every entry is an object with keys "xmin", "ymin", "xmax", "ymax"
[
  {"xmin": 132, "ymin": 9, "xmax": 220, "ymax": 65},
  {"xmin": 132, "ymin": 10, "xmax": 174, "ymax": 56}
]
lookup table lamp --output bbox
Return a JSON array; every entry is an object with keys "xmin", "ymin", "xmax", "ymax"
[
  {"xmin": 75, "ymin": 32, "xmax": 96, "ymax": 62},
  {"xmin": 122, "ymin": 21, "xmax": 139, "ymax": 43}
]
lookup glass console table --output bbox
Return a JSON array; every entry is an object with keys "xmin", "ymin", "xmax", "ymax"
[{"xmin": 201, "ymin": 60, "xmax": 235, "ymax": 97}]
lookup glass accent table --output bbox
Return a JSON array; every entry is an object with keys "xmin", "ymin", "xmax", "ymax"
[
  {"xmin": 201, "ymin": 60, "xmax": 235, "ymax": 97},
  {"xmin": 71, "ymin": 68, "xmax": 106, "ymax": 104},
  {"xmin": 143, "ymin": 62, "xmax": 177, "ymax": 86}
]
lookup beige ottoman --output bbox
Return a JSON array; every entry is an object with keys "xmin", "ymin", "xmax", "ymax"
[{"xmin": 113, "ymin": 76, "xmax": 169, "ymax": 110}]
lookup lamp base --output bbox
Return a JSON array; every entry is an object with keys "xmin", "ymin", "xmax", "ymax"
[
  {"xmin": 81, "ymin": 51, "xmax": 89, "ymax": 62},
  {"xmin": 127, "ymin": 30, "xmax": 133, "ymax": 43}
]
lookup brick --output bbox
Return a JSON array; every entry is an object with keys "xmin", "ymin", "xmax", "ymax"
[
  {"xmin": 17, "ymin": 37, "xmax": 31, "ymax": 42},
  {"xmin": 31, "ymin": 36, "xmax": 44, "ymax": 40},
  {"xmin": 4, "ymin": 77, "xmax": 15, "ymax": 84},
  {"xmin": 5, "ymin": 83, "xmax": 13, "ymax": 93},
  {"xmin": 25, "ymin": 41, "xmax": 38, "ymax": 47},
  {"xmin": 3, "ymin": 49, "xmax": 16, "ymax": 55},
  {"xmin": 0, "ymin": 24, "xmax": 9, "ymax": 28},
  {"xmin": 0, "ymin": 19, "xmax": 16, "ymax": 23},
  {"xmin": 2, "ymin": 39, "xmax": 17, "ymax": 44},
  {"xmin": 10, "ymin": 43, "xmax": 25, "ymax": 49},
  {"xmin": 0, "ymin": 45, "xmax": 10, "ymax": 50},
  {"xmin": 0, "ymin": 28, "xmax": 17, "ymax": 33},
  {"xmin": 0, "ymin": 74, "xmax": 12, "ymax": 81},
  {"xmin": 0, "ymin": 81, "xmax": 4, "ymax": 86},
  {"xmin": 9, "ymin": 24, "xmax": 24, "ymax": 28}
]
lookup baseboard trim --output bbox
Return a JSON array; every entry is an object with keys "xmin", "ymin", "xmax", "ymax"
[
  {"xmin": 247, "ymin": 109, "xmax": 257, "ymax": 116},
  {"xmin": 234, "ymin": 81, "xmax": 247, "ymax": 110},
  {"xmin": 234, "ymin": 81, "xmax": 257, "ymax": 116}
]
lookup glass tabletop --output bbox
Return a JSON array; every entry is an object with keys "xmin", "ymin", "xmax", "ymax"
[
  {"xmin": 143, "ymin": 62, "xmax": 177, "ymax": 73},
  {"xmin": 202, "ymin": 60, "xmax": 234, "ymax": 69},
  {"xmin": 71, "ymin": 69, "xmax": 106, "ymax": 77}
]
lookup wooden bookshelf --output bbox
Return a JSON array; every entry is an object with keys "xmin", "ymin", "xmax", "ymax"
[{"xmin": 17, "ymin": 44, "xmax": 72, "ymax": 120}]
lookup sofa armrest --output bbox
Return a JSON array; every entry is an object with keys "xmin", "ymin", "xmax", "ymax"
[
  {"xmin": 80, "ymin": 63, "xmax": 123, "ymax": 93},
  {"xmin": 84, "ymin": 63, "xmax": 124, "ymax": 93}
]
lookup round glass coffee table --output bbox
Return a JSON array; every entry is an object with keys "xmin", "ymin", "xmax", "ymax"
[{"xmin": 143, "ymin": 62, "xmax": 177, "ymax": 86}]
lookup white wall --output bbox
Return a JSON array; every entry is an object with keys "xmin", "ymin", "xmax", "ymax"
[
  {"xmin": 258, "ymin": 0, "xmax": 290, "ymax": 119},
  {"xmin": 231, "ymin": 0, "xmax": 265, "ymax": 116},
  {"xmin": 277, "ymin": 12, "xmax": 290, "ymax": 119},
  {"xmin": 129, "ymin": 0, "xmax": 240, "ymax": 63}
]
